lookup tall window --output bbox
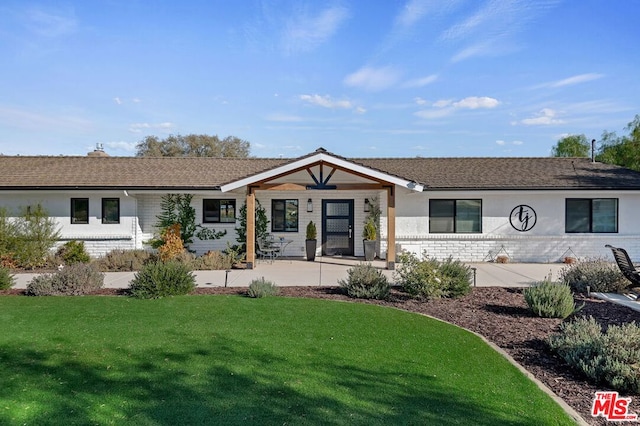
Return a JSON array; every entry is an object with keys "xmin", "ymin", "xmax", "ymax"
[
  {"xmin": 566, "ymin": 198, "xmax": 618, "ymax": 233},
  {"xmin": 272, "ymin": 199, "xmax": 298, "ymax": 232},
  {"xmin": 203, "ymin": 199, "xmax": 236, "ymax": 223},
  {"xmin": 71, "ymin": 198, "xmax": 89, "ymax": 224},
  {"xmin": 429, "ymin": 199, "xmax": 481, "ymax": 233},
  {"xmin": 102, "ymin": 198, "xmax": 120, "ymax": 224}
]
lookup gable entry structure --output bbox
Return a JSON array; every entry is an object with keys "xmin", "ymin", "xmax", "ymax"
[{"xmin": 221, "ymin": 148, "xmax": 424, "ymax": 269}]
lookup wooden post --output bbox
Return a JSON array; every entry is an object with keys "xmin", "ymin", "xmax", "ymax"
[
  {"xmin": 386, "ymin": 186, "xmax": 396, "ymax": 270},
  {"xmin": 246, "ymin": 189, "xmax": 256, "ymax": 269}
]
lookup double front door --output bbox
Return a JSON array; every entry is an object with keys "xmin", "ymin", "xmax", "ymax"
[{"xmin": 322, "ymin": 200, "xmax": 354, "ymax": 256}]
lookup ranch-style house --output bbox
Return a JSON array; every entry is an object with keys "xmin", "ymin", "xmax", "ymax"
[{"xmin": 2, "ymin": 147, "xmax": 640, "ymax": 269}]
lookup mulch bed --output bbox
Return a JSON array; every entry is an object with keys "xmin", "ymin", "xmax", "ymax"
[{"xmin": 3, "ymin": 285, "xmax": 639, "ymax": 425}]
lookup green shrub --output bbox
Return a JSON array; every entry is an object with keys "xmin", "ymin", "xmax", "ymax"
[
  {"xmin": 247, "ymin": 277, "xmax": 279, "ymax": 298},
  {"xmin": 524, "ymin": 280, "xmax": 581, "ymax": 319},
  {"xmin": 396, "ymin": 252, "xmax": 472, "ymax": 300},
  {"xmin": 95, "ymin": 249, "xmax": 157, "ymax": 271},
  {"xmin": 339, "ymin": 263, "xmax": 390, "ymax": 300},
  {"xmin": 560, "ymin": 259, "xmax": 627, "ymax": 293},
  {"xmin": 0, "ymin": 266, "xmax": 15, "ymax": 290},
  {"xmin": 25, "ymin": 263, "xmax": 104, "ymax": 296},
  {"xmin": 396, "ymin": 252, "xmax": 442, "ymax": 299},
  {"xmin": 548, "ymin": 316, "xmax": 640, "ymax": 394},
  {"xmin": 57, "ymin": 240, "xmax": 91, "ymax": 264},
  {"xmin": 129, "ymin": 260, "xmax": 196, "ymax": 299},
  {"xmin": 438, "ymin": 257, "xmax": 473, "ymax": 298}
]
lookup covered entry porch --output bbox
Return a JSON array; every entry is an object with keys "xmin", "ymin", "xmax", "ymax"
[{"xmin": 220, "ymin": 149, "xmax": 423, "ymax": 270}]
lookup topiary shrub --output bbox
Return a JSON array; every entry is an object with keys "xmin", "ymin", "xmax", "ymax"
[
  {"xmin": 560, "ymin": 259, "xmax": 627, "ymax": 293},
  {"xmin": 57, "ymin": 240, "xmax": 91, "ymax": 264},
  {"xmin": 129, "ymin": 260, "xmax": 196, "ymax": 299},
  {"xmin": 0, "ymin": 266, "xmax": 15, "ymax": 290},
  {"xmin": 339, "ymin": 262, "xmax": 390, "ymax": 300},
  {"xmin": 548, "ymin": 316, "xmax": 640, "ymax": 394},
  {"xmin": 95, "ymin": 249, "xmax": 157, "ymax": 271},
  {"xmin": 438, "ymin": 257, "xmax": 473, "ymax": 298},
  {"xmin": 524, "ymin": 280, "xmax": 581, "ymax": 318},
  {"xmin": 25, "ymin": 263, "xmax": 104, "ymax": 296},
  {"xmin": 247, "ymin": 277, "xmax": 279, "ymax": 298}
]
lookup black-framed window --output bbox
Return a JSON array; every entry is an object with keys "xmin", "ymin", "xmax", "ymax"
[
  {"xmin": 71, "ymin": 198, "xmax": 89, "ymax": 224},
  {"xmin": 102, "ymin": 198, "xmax": 120, "ymax": 224},
  {"xmin": 272, "ymin": 199, "xmax": 298, "ymax": 232},
  {"xmin": 429, "ymin": 199, "xmax": 482, "ymax": 233},
  {"xmin": 203, "ymin": 199, "xmax": 236, "ymax": 223},
  {"xmin": 566, "ymin": 198, "xmax": 618, "ymax": 233}
]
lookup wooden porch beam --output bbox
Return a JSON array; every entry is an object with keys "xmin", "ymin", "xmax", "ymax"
[
  {"xmin": 386, "ymin": 186, "xmax": 396, "ymax": 270},
  {"xmin": 246, "ymin": 188, "xmax": 256, "ymax": 269},
  {"xmin": 255, "ymin": 183, "xmax": 386, "ymax": 191}
]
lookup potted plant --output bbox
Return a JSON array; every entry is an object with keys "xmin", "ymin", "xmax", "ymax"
[
  {"xmin": 362, "ymin": 218, "xmax": 377, "ymax": 261},
  {"xmin": 305, "ymin": 220, "xmax": 317, "ymax": 261}
]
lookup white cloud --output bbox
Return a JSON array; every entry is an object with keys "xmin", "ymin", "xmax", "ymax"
[
  {"xmin": 518, "ymin": 108, "xmax": 565, "ymax": 125},
  {"xmin": 104, "ymin": 141, "xmax": 137, "ymax": 152},
  {"xmin": 441, "ymin": 0, "xmax": 560, "ymax": 62},
  {"xmin": 496, "ymin": 140, "xmax": 523, "ymax": 146},
  {"xmin": 433, "ymin": 99, "xmax": 453, "ymax": 108},
  {"xmin": 128, "ymin": 122, "xmax": 174, "ymax": 133},
  {"xmin": 414, "ymin": 97, "xmax": 428, "ymax": 106},
  {"xmin": 453, "ymin": 96, "xmax": 499, "ymax": 109},
  {"xmin": 299, "ymin": 94, "xmax": 353, "ymax": 109},
  {"xmin": 402, "ymin": 74, "xmax": 438, "ymax": 88},
  {"xmin": 344, "ymin": 66, "xmax": 401, "ymax": 91},
  {"xmin": 113, "ymin": 97, "xmax": 122, "ymax": 105},
  {"xmin": 415, "ymin": 96, "xmax": 499, "ymax": 120},
  {"xmin": 540, "ymin": 73, "xmax": 605, "ymax": 88},
  {"xmin": 395, "ymin": 0, "xmax": 431, "ymax": 28},
  {"xmin": 354, "ymin": 106, "xmax": 367, "ymax": 115},
  {"xmin": 281, "ymin": 6, "xmax": 349, "ymax": 53}
]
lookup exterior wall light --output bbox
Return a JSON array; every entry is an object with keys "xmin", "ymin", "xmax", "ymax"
[
  {"xmin": 364, "ymin": 198, "xmax": 371, "ymax": 212},
  {"xmin": 307, "ymin": 198, "xmax": 313, "ymax": 212}
]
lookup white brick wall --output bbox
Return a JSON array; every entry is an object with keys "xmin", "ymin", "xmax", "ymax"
[{"xmin": 4, "ymin": 186, "xmax": 640, "ymax": 262}]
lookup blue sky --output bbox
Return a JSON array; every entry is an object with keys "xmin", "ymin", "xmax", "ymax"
[{"xmin": 0, "ymin": 0, "xmax": 638, "ymax": 158}]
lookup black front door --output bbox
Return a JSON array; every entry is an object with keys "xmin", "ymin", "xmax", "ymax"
[{"xmin": 322, "ymin": 200, "xmax": 354, "ymax": 256}]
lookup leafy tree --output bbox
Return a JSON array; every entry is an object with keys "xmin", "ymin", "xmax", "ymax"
[
  {"xmin": 551, "ymin": 134, "xmax": 590, "ymax": 157},
  {"xmin": 0, "ymin": 204, "xmax": 61, "ymax": 268},
  {"xmin": 136, "ymin": 134, "xmax": 250, "ymax": 158},
  {"xmin": 596, "ymin": 115, "xmax": 640, "ymax": 171}
]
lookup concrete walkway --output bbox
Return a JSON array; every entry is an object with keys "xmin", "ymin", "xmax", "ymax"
[
  {"xmin": 10, "ymin": 257, "xmax": 640, "ymax": 313},
  {"xmin": 11, "ymin": 257, "xmax": 567, "ymax": 289}
]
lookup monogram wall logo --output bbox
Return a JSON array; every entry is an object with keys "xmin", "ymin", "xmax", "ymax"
[{"xmin": 510, "ymin": 205, "xmax": 537, "ymax": 232}]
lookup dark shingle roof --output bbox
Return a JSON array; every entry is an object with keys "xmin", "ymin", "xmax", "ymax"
[
  {"xmin": 1, "ymin": 154, "xmax": 640, "ymax": 191},
  {"xmin": 355, "ymin": 157, "xmax": 640, "ymax": 190}
]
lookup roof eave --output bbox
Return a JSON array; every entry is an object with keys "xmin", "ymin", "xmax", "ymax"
[{"xmin": 220, "ymin": 152, "xmax": 424, "ymax": 192}]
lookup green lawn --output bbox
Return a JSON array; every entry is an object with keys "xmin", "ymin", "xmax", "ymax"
[{"xmin": 0, "ymin": 296, "xmax": 575, "ymax": 425}]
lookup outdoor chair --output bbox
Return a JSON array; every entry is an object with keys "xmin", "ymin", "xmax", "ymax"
[
  {"xmin": 257, "ymin": 238, "xmax": 279, "ymax": 263},
  {"xmin": 605, "ymin": 244, "xmax": 640, "ymax": 288}
]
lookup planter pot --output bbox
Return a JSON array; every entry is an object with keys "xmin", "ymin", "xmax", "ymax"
[
  {"xmin": 305, "ymin": 239, "xmax": 317, "ymax": 261},
  {"xmin": 496, "ymin": 255, "xmax": 509, "ymax": 264},
  {"xmin": 563, "ymin": 256, "xmax": 576, "ymax": 264},
  {"xmin": 363, "ymin": 239, "xmax": 376, "ymax": 262}
]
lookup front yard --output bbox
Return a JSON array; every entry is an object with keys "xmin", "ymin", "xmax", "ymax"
[{"xmin": 0, "ymin": 296, "xmax": 574, "ymax": 425}]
